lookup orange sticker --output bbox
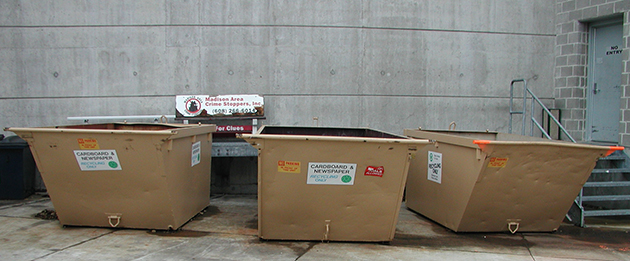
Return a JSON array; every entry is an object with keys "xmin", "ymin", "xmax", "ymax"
[
  {"xmin": 278, "ymin": 160, "xmax": 301, "ymax": 173},
  {"xmin": 78, "ymin": 138, "xmax": 100, "ymax": 150},
  {"xmin": 487, "ymin": 157, "xmax": 508, "ymax": 168}
]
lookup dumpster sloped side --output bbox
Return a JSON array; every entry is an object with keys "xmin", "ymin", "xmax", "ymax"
[
  {"xmin": 405, "ymin": 141, "xmax": 487, "ymax": 232},
  {"xmin": 161, "ymin": 133, "xmax": 212, "ymax": 229},
  {"xmin": 459, "ymin": 144, "xmax": 607, "ymax": 232}
]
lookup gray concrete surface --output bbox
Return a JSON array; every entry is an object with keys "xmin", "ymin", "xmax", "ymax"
[
  {"xmin": 1, "ymin": 0, "xmax": 555, "ymax": 136},
  {"xmin": 1, "ymin": 194, "xmax": 629, "ymax": 261}
]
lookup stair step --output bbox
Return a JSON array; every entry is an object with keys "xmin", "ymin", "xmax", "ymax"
[
  {"xmin": 598, "ymin": 155, "xmax": 626, "ymax": 161},
  {"xmin": 582, "ymin": 195, "xmax": 630, "ymax": 201},
  {"xmin": 583, "ymin": 209, "xmax": 630, "ymax": 217},
  {"xmin": 584, "ymin": 181, "xmax": 630, "ymax": 187},
  {"xmin": 591, "ymin": 168, "xmax": 630, "ymax": 174}
]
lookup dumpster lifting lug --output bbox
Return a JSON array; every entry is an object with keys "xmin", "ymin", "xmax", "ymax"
[
  {"xmin": 323, "ymin": 220, "xmax": 331, "ymax": 242},
  {"xmin": 107, "ymin": 214, "xmax": 122, "ymax": 228}
]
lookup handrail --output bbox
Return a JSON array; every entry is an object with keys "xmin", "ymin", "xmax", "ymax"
[
  {"xmin": 509, "ymin": 79, "xmax": 576, "ymax": 143},
  {"xmin": 527, "ymin": 88, "xmax": 577, "ymax": 143},
  {"xmin": 509, "ymin": 79, "xmax": 527, "ymax": 135}
]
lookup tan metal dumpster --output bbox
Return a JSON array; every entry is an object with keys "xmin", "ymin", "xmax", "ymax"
[
  {"xmin": 240, "ymin": 126, "xmax": 431, "ymax": 242},
  {"xmin": 404, "ymin": 129, "xmax": 623, "ymax": 233},
  {"xmin": 5, "ymin": 122, "xmax": 216, "ymax": 230}
]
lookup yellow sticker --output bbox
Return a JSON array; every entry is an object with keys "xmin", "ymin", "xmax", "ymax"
[
  {"xmin": 487, "ymin": 157, "xmax": 508, "ymax": 168},
  {"xmin": 78, "ymin": 138, "xmax": 100, "ymax": 150},
  {"xmin": 278, "ymin": 160, "xmax": 301, "ymax": 173}
]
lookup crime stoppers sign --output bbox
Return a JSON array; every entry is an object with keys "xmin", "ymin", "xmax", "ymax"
[{"xmin": 176, "ymin": 94, "xmax": 264, "ymax": 117}]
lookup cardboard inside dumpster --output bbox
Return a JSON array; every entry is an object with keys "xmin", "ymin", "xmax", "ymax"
[{"xmin": 5, "ymin": 123, "xmax": 216, "ymax": 230}]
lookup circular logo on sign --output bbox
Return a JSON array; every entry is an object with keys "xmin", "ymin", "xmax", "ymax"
[
  {"xmin": 108, "ymin": 161, "xmax": 118, "ymax": 168},
  {"xmin": 341, "ymin": 175, "xmax": 352, "ymax": 183},
  {"xmin": 185, "ymin": 97, "xmax": 202, "ymax": 114}
]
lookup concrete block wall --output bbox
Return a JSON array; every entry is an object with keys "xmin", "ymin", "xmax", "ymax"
[
  {"xmin": 1, "ymin": 1, "xmax": 555, "ymax": 135},
  {"xmin": 555, "ymin": 0, "xmax": 630, "ymax": 144}
]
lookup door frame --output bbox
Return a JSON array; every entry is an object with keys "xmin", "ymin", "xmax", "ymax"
[{"xmin": 585, "ymin": 18, "xmax": 624, "ymax": 142}]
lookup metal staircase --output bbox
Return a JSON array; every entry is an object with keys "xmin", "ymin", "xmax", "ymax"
[
  {"xmin": 572, "ymin": 150, "xmax": 630, "ymax": 226},
  {"xmin": 509, "ymin": 79, "xmax": 630, "ymax": 227}
]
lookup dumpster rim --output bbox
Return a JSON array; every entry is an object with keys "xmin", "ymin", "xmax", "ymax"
[
  {"xmin": 472, "ymin": 140, "xmax": 623, "ymax": 156},
  {"xmin": 5, "ymin": 127, "xmax": 178, "ymax": 135},
  {"xmin": 404, "ymin": 129, "xmax": 622, "ymax": 153},
  {"xmin": 5, "ymin": 123, "xmax": 216, "ymax": 137},
  {"xmin": 240, "ymin": 133, "xmax": 431, "ymax": 145}
]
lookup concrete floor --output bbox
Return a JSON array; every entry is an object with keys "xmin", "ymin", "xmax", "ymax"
[{"xmin": 1, "ymin": 194, "xmax": 629, "ymax": 261}]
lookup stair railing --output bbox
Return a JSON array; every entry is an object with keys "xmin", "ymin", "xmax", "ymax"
[{"xmin": 509, "ymin": 79, "xmax": 576, "ymax": 142}]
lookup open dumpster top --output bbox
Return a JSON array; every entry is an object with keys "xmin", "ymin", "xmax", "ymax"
[{"xmin": 241, "ymin": 126, "xmax": 431, "ymax": 145}]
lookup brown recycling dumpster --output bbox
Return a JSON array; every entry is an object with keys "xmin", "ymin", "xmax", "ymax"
[
  {"xmin": 5, "ymin": 123, "xmax": 216, "ymax": 230},
  {"xmin": 239, "ymin": 126, "xmax": 431, "ymax": 242},
  {"xmin": 404, "ymin": 129, "xmax": 623, "ymax": 233}
]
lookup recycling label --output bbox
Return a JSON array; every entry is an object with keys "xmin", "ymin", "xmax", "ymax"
[
  {"xmin": 427, "ymin": 151, "xmax": 442, "ymax": 184},
  {"xmin": 74, "ymin": 150, "xmax": 122, "ymax": 171},
  {"xmin": 307, "ymin": 162, "xmax": 356, "ymax": 185},
  {"xmin": 191, "ymin": 141, "xmax": 201, "ymax": 167}
]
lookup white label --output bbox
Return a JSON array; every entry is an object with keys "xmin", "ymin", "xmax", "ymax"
[
  {"xmin": 428, "ymin": 151, "xmax": 442, "ymax": 184},
  {"xmin": 307, "ymin": 162, "xmax": 357, "ymax": 185},
  {"xmin": 74, "ymin": 150, "xmax": 122, "ymax": 171},
  {"xmin": 191, "ymin": 141, "xmax": 201, "ymax": 167}
]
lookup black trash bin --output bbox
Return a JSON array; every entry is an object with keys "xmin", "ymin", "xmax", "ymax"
[{"xmin": 0, "ymin": 135, "xmax": 36, "ymax": 199}]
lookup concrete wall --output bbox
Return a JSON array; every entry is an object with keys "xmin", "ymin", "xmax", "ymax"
[
  {"xmin": 1, "ymin": 0, "xmax": 556, "ymax": 135},
  {"xmin": 554, "ymin": 0, "xmax": 630, "ymax": 144}
]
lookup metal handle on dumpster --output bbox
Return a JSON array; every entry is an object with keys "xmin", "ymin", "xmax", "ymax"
[
  {"xmin": 160, "ymin": 115, "xmax": 168, "ymax": 123},
  {"xmin": 449, "ymin": 121, "xmax": 457, "ymax": 131},
  {"xmin": 108, "ymin": 214, "xmax": 122, "ymax": 228}
]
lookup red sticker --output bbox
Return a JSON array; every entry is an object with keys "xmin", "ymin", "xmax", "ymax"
[{"xmin": 364, "ymin": 166, "xmax": 384, "ymax": 177}]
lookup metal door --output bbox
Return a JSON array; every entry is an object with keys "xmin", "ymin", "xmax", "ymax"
[{"xmin": 587, "ymin": 21, "xmax": 623, "ymax": 142}]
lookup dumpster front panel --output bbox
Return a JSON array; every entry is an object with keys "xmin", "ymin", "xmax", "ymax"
[
  {"xmin": 459, "ymin": 144, "xmax": 604, "ymax": 232},
  {"xmin": 30, "ymin": 132, "xmax": 176, "ymax": 229},
  {"xmin": 256, "ymin": 138, "xmax": 413, "ymax": 242}
]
